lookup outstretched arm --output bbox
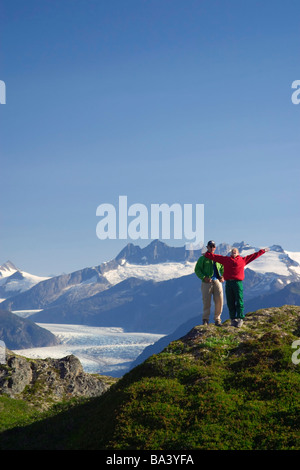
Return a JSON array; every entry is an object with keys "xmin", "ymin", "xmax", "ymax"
[
  {"xmin": 244, "ymin": 248, "xmax": 269, "ymax": 265},
  {"xmin": 204, "ymin": 252, "xmax": 227, "ymax": 263}
]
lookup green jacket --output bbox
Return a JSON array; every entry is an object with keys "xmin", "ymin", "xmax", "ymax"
[{"xmin": 194, "ymin": 255, "xmax": 224, "ymax": 281}]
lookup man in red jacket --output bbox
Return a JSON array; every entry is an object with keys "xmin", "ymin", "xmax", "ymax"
[{"xmin": 205, "ymin": 246, "xmax": 269, "ymax": 327}]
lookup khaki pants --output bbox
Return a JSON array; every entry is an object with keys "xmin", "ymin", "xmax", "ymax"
[{"xmin": 201, "ymin": 280, "xmax": 223, "ymax": 322}]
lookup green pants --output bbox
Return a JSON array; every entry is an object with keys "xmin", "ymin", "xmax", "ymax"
[{"xmin": 225, "ymin": 280, "xmax": 244, "ymax": 319}]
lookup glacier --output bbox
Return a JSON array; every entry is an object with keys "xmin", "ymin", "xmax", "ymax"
[{"xmin": 13, "ymin": 323, "xmax": 165, "ymax": 377}]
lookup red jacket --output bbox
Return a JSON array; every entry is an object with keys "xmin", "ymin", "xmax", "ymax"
[{"xmin": 204, "ymin": 249, "xmax": 266, "ymax": 281}]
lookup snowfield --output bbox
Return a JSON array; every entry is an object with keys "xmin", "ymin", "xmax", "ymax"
[
  {"xmin": 103, "ymin": 249, "xmax": 300, "ymax": 286},
  {"xmin": 0, "ymin": 273, "xmax": 49, "ymax": 294},
  {"xmin": 103, "ymin": 260, "xmax": 196, "ymax": 285}
]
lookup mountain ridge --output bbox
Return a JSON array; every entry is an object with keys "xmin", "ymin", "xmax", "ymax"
[
  {"xmin": 0, "ymin": 261, "xmax": 50, "ymax": 302},
  {"xmin": 2, "ymin": 240, "xmax": 300, "ymax": 309},
  {"xmin": 115, "ymin": 239, "xmax": 202, "ymax": 264}
]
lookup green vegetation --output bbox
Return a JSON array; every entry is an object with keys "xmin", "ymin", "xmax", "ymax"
[
  {"xmin": 0, "ymin": 395, "xmax": 40, "ymax": 432},
  {"xmin": 0, "ymin": 306, "xmax": 299, "ymax": 450}
]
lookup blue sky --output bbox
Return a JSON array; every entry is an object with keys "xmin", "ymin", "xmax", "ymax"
[{"xmin": 1, "ymin": 0, "xmax": 299, "ymax": 275}]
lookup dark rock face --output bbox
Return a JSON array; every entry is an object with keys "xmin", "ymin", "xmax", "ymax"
[
  {"xmin": 116, "ymin": 240, "xmax": 202, "ymax": 264},
  {"xmin": 0, "ymin": 353, "xmax": 114, "ymax": 407},
  {"xmin": 2, "ymin": 356, "xmax": 33, "ymax": 395},
  {"xmin": 0, "ymin": 309, "xmax": 60, "ymax": 349}
]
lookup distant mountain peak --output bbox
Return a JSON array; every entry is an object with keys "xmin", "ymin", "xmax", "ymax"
[
  {"xmin": 115, "ymin": 239, "xmax": 202, "ymax": 265},
  {"xmin": 0, "ymin": 261, "xmax": 18, "ymax": 277},
  {"xmin": 1, "ymin": 260, "xmax": 18, "ymax": 270},
  {"xmin": 269, "ymin": 244, "xmax": 284, "ymax": 253},
  {"xmin": 233, "ymin": 241, "xmax": 251, "ymax": 250}
]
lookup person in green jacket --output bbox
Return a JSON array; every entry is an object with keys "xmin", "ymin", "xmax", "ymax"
[{"xmin": 195, "ymin": 240, "xmax": 224, "ymax": 326}]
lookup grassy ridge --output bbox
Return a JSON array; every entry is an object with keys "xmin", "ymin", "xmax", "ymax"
[{"xmin": 0, "ymin": 306, "xmax": 299, "ymax": 450}]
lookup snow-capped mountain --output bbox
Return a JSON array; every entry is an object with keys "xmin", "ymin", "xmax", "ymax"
[
  {"xmin": 2, "ymin": 240, "xmax": 300, "ymax": 309},
  {"xmin": 0, "ymin": 261, "xmax": 18, "ymax": 278},
  {"xmin": 1, "ymin": 240, "xmax": 300, "ymax": 334},
  {"xmin": 0, "ymin": 241, "xmax": 202, "ymax": 312},
  {"xmin": 87, "ymin": 240, "xmax": 300, "ymax": 300},
  {"xmin": 1, "ymin": 240, "xmax": 300, "ymax": 324},
  {"xmin": 91, "ymin": 240, "xmax": 300, "ymax": 292},
  {"xmin": 0, "ymin": 261, "xmax": 50, "ymax": 302},
  {"xmin": 102, "ymin": 241, "xmax": 200, "ymax": 285}
]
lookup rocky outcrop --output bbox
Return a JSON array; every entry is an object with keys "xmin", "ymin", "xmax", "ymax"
[{"xmin": 0, "ymin": 352, "xmax": 116, "ymax": 408}]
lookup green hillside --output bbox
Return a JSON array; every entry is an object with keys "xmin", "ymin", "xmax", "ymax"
[{"xmin": 0, "ymin": 305, "xmax": 299, "ymax": 450}]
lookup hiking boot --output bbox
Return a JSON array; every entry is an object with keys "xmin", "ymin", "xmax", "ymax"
[
  {"xmin": 236, "ymin": 319, "xmax": 244, "ymax": 328},
  {"xmin": 214, "ymin": 320, "xmax": 222, "ymax": 327},
  {"xmin": 203, "ymin": 319, "xmax": 209, "ymax": 325},
  {"xmin": 230, "ymin": 319, "xmax": 237, "ymax": 327}
]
